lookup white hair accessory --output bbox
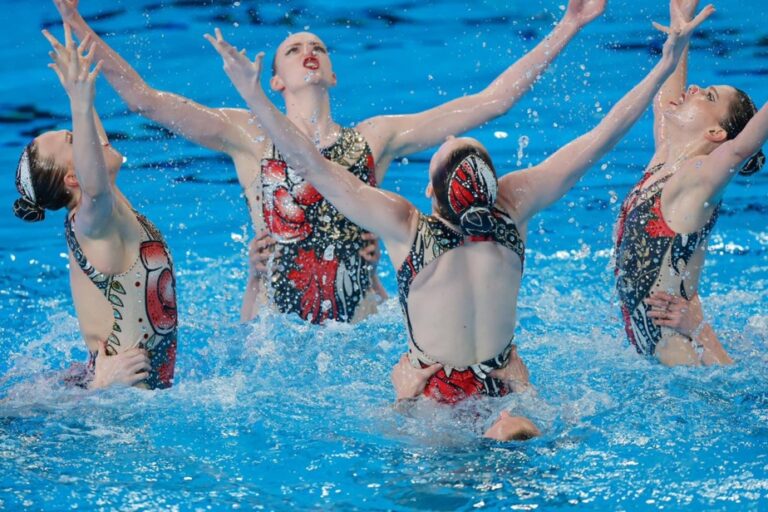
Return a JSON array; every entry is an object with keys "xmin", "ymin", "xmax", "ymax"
[{"xmin": 16, "ymin": 148, "xmax": 36, "ymax": 203}]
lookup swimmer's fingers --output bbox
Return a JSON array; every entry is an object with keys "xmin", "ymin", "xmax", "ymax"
[
  {"xmin": 361, "ymin": 232, "xmax": 377, "ymax": 242},
  {"xmin": 126, "ymin": 371, "xmax": 150, "ymax": 386},
  {"xmin": 418, "ymin": 363, "xmax": 443, "ymax": 379},
  {"xmin": 48, "ymin": 62, "xmax": 66, "ymax": 87},
  {"xmin": 652, "ymin": 21, "xmax": 671, "ymax": 34},
  {"xmin": 87, "ymin": 60, "xmax": 104, "ymax": 82},
  {"xmin": 41, "ymin": 29, "xmax": 66, "ymax": 55},
  {"xmin": 359, "ymin": 243, "xmax": 378, "ymax": 262},
  {"xmin": 685, "ymin": 4, "xmax": 715, "ymax": 33},
  {"xmin": 648, "ymin": 291, "xmax": 676, "ymax": 303},
  {"xmin": 63, "ymin": 23, "xmax": 75, "ymax": 50},
  {"xmin": 76, "ymin": 34, "xmax": 91, "ymax": 56}
]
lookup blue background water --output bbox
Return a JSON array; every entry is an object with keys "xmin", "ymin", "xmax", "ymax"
[{"xmin": 1, "ymin": 0, "xmax": 767, "ymax": 510}]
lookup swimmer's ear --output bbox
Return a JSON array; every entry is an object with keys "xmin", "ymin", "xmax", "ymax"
[
  {"xmin": 705, "ymin": 126, "xmax": 728, "ymax": 143},
  {"xmin": 425, "ymin": 183, "xmax": 434, "ymax": 198},
  {"xmin": 63, "ymin": 171, "xmax": 78, "ymax": 189},
  {"xmin": 330, "ymin": 72, "xmax": 337, "ymax": 87},
  {"xmin": 270, "ymin": 74, "xmax": 285, "ymax": 92}
]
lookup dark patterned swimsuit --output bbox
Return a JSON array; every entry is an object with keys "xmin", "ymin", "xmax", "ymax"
[
  {"xmin": 615, "ymin": 164, "xmax": 719, "ymax": 355},
  {"xmin": 396, "ymin": 211, "xmax": 525, "ymax": 403},
  {"xmin": 65, "ymin": 210, "xmax": 178, "ymax": 389},
  {"xmin": 260, "ymin": 128, "xmax": 377, "ymax": 324}
]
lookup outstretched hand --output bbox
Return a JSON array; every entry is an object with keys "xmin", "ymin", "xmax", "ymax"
[
  {"xmin": 655, "ymin": 3, "xmax": 715, "ymax": 64},
  {"xmin": 43, "ymin": 24, "xmax": 102, "ymax": 105},
  {"xmin": 204, "ymin": 27, "xmax": 265, "ymax": 101},
  {"xmin": 564, "ymin": 0, "xmax": 606, "ymax": 27},
  {"xmin": 52, "ymin": 0, "xmax": 80, "ymax": 23}
]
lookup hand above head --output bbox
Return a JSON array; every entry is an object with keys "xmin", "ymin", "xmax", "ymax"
[
  {"xmin": 204, "ymin": 28, "xmax": 265, "ymax": 101},
  {"xmin": 670, "ymin": 0, "xmax": 700, "ymax": 24},
  {"xmin": 655, "ymin": 3, "xmax": 714, "ymax": 65},
  {"xmin": 52, "ymin": 0, "xmax": 80, "ymax": 23},
  {"xmin": 390, "ymin": 354, "xmax": 442, "ymax": 401},
  {"xmin": 43, "ymin": 24, "xmax": 102, "ymax": 106},
  {"xmin": 563, "ymin": 0, "xmax": 606, "ymax": 28},
  {"xmin": 645, "ymin": 291, "xmax": 704, "ymax": 338},
  {"xmin": 90, "ymin": 340, "xmax": 151, "ymax": 389}
]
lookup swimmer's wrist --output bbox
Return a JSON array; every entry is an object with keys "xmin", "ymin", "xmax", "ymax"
[{"xmin": 690, "ymin": 320, "xmax": 707, "ymax": 342}]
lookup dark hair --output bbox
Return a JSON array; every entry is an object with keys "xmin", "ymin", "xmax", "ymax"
[
  {"xmin": 432, "ymin": 145, "xmax": 498, "ymax": 236},
  {"xmin": 719, "ymin": 88, "xmax": 764, "ymax": 176},
  {"xmin": 12, "ymin": 141, "xmax": 71, "ymax": 222}
]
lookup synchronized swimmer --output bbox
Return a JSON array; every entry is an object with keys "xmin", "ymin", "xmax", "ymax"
[{"xmin": 11, "ymin": 0, "xmax": 767, "ymax": 441}]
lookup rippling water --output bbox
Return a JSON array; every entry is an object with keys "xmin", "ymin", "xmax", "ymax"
[{"xmin": 1, "ymin": 0, "xmax": 767, "ymax": 510}]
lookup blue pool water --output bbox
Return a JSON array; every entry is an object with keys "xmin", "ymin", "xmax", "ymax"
[{"xmin": 1, "ymin": 0, "xmax": 767, "ymax": 510}]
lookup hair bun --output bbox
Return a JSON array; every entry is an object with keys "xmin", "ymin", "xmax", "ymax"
[
  {"xmin": 459, "ymin": 206, "xmax": 494, "ymax": 236},
  {"xmin": 740, "ymin": 149, "xmax": 765, "ymax": 176},
  {"xmin": 13, "ymin": 196, "xmax": 45, "ymax": 222}
]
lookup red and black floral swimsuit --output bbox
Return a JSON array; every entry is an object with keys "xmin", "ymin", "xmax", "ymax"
[
  {"xmin": 65, "ymin": 211, "xmax": 177, "ymax": 389},
  {"xmin": 396, "ymin": 212, "xmax": 525, "ymax": 404},
  {"xmin": 260, "ymin": 127, "xmax": 377, "ymax": 324},
  {"xmin": 614, "ymin": 164, "xmax": 719, "ymax": 356}
]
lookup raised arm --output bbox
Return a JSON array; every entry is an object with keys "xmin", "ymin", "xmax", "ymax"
[
  {"xmin": 692, "ymin": 101, "xmax": 768, "ymax": 202},
  {"xmin": 52, "ymin": 0, "xmax": 254, "ymax": 155},
  {"xmin": 205, "ymin": 31, "xmax": 415, "ymax": 246},
  {"xmin": 363, "ymin": 0, "xmax": 606, "ymax": 168},
  {"xmin": 653, "ymin": 0, "xmax": 699, "ymax": 151},
  {"xmin": 47, "ymin": 25, "xmax": 114, "ymax": 235},
  {"xmin": 500, "ymin": 6, "xmax": 714, "ymax": 223}
]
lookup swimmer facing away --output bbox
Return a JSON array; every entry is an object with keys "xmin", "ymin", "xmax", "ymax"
[
  {"xmin": 52, "ymin": 0, "xmax": 606, "ymax": 324},
  {"xmin": 12, "ymin": 25, "xmax": 177, "ymax": 390},
  {"xmin": 206, "ymin": 4, "xmax": 711, "ymax": 440},
  {"xmin": 614, "ymin": 0, "xmax": 767, "ymax": 366}
]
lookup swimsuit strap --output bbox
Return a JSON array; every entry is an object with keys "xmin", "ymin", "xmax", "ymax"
[
  {"xmin": 64, "ymin": 210, "xmax": 161, "ymax": 296},
  {"xmin": 396, "ymin": 210, "xmax": 525, "ymax": 353}
]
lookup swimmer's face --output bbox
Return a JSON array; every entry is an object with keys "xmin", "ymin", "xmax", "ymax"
[
  {"xmin": 35, "ymin": 130, "xmax": 124, "ymax": 180},
  {"xmin": 271, "ymin": 32, "xmax": 336, "ymax": 93},
  {"xmin": 663, "ymin": 84, "xmax": 737, "ymax": 144}
]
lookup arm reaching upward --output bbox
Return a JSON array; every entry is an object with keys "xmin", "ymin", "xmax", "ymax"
[
  {"xmin": 653, "ymin": 0, "xmax": 700, "ymax": 150},
  {"xmin": 499, "ymin": 5, "xmax": 715, "ymax": 223},
  {"xmin": 205, "ymin": 30, "xmax": 415, "ymax": 247},
  {"xmin": 47, "ymin": 24, "xmax": 115, "ymax": 236},
  {"xmin": 52, "ymin": 0, "xmax": 255, "ymax": 156},
  {"xmin": 364, "ymin": 0, "xmax": 606, "ymax": 170},
  {"xmin": 690, "ymin": 101, "xmax": 767, "ymax": 203}
]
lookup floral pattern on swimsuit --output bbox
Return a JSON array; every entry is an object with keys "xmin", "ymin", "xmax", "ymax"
[
  {"xmin": 614, "ymin": 164, "xmax": 719, "ymax": 356},
  {"xmin": 260, "ymin": 127, "xmax": 377, "ymax": 324},
  {"xmin": 396, "ymin": 212, "xmax": 525, "ymax": 403},
  {"xmin": 65, "ymin": 211, "xmax": 177, "ymax": 389}
]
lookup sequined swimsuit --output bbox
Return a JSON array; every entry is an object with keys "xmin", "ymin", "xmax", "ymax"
[
  {"xmin": 396, "ymin": 211, "xmax": 525, "ymax": 403},
  {"xmin": 614, "ymin": 164, "xmax": 719, "ymax": 355},
  {"xmin": 65, "ymin": 210, "xmax": 178, "ymax": 389},
  {"xmin": 260, "ymin": 127, "xmax": 377, "ymax": 324}
]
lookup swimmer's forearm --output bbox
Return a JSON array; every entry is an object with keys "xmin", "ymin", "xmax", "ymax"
[
  {"xmin": 730, "ymin": 103, "xmax": 768, "ymax": 163},
  {"xmin": 480, "ymin": 18, "xmax": 581, "ymax": 112},
  {"xmin": 696, "ymin": 324, "xmax": 733, "ymax": 366},
  {"xmin": 65, "ymin": 14, "xmax": 158, "ymax": 112},
  {"xmin": 67, "ymin": 15, "xmax": 243, "ymax": 154},
  {"xmin": 586, "ymin": 59, "xmax": 676, "ymax": 148},
  {"xmin": 71, "ymin": 102, "xmax": 113, "ymax": 204}
]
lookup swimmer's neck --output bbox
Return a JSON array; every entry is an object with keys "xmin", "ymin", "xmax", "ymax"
[
  {"xmin": 283, "ymin": 87, "xmax": 340, "ymax": 146},
  {"xmin": 660, "ymin": 133, "xmax": 716, "ymax": 166}
]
